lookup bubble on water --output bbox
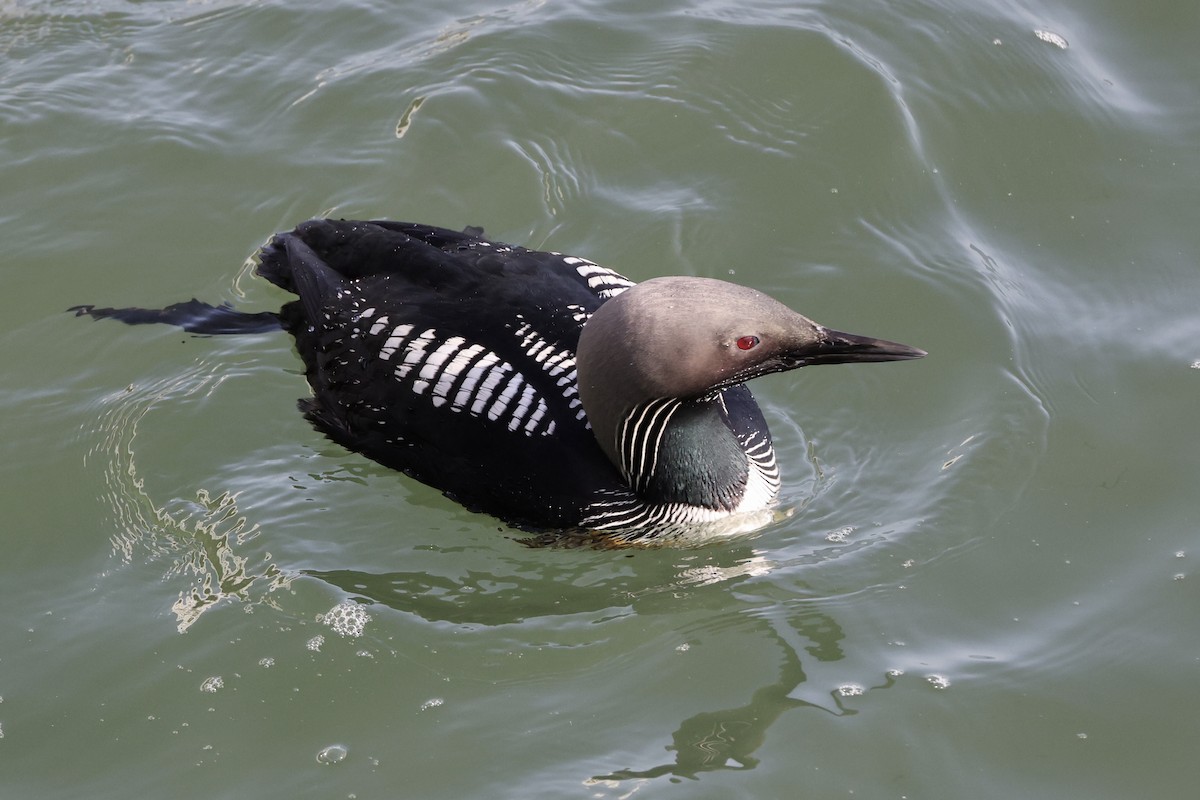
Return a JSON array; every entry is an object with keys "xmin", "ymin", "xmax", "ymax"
[
  {"xmin": 925, "ymin": 674, "xmax": 950, "ymax": 690},
  {"xmin": 420, "ymin": 698, "xmax": 444, "ymax": 711},
  {"xmin": 318, "ymin": 601, "xmax": 372, "ymax": 638},
  {"xmin": 825, "ymin": 526, "xmax": 853, "ymax": 543},
  {"xmin": 886, "ymin": 668, "xmax": 904, "ymax": 678},
  {"xmin": 837, "ymin": 684, "xmax": 864, "ymax": 697},
  {"xmin": 306, "ymin": 635, "xmax": 325, "ymax": 652},
  {"xmin": 316, "ymin": 744, "xmax": 348, "ymax": 765},
  {"xmin": 1175, "ymin": 551, "xmax": 1186, "ymax": 558},
  {"xmin": 675, "ymin": 643, "xmax": 690, "ymax": 653},
  {"xmin": 199, "ymin": 676, "xmax": 224, "ymax": 693},
  {"xmin": 1034, "ymin": 30, "xmax": 1068, "ymax": 49},
  {"xmin": 0, "ymin": 722, "xmax": 5, "ymax": 738},
  {"xmin": 1190, "ymin": 360, "xmax": 1200, "ymax": 370},
  {"xmin": 1076, "ymin": 732, "xmax": 1088, "ymax": 739},
  {"xmin": 1173, "ymin": 573, "xmax": 1186, "ymax": 581},
  {"xmin": 259, "ymin": 657, "xmax": 275, "ymax": 668}
]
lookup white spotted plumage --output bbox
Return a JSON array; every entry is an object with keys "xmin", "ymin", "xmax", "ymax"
[
  {"xmin": 568, "ymin": 258, "xmax": 636, "ymax": 299},
  {"xmin": 471, "ymin": 361, "xmax": 512, "ymax": 415},
  {"xmin": 368, "ymin": 315, "xmax": 390, "ymax": 336},
  {"xmin": 379, "ymin": 323, "xmax": 414, "ymax": 360},
  {"xmin": 366, "ymin": 317, "xmax": 573, "ymax": 437},
  {"xmin": 396, "ymin": 328, "xmax": 437, "ymax": 379},
  {"xmin": 349, "ymin": 287, "xmax": 606, "ymax": 440},
  {"xmin": 513, "ymin": 317, "xmax": 589, "ymax": 422},
  {"xmin": 487, "ymin": 372, "xmax": 524, "ymax": 421},
  {"xmin": 455, "ymin": 350, "xmax": 500, "ymax": 409}
]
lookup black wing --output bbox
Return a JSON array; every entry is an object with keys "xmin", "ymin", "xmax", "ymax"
[{"xmin": 262, "ymin": 219, "xmax": 638, "ymax": 529}]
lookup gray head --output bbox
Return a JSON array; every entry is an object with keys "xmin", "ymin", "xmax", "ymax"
[{"xmin": 576, "ymin": 276, "xmax": 925, "ymax": 466}]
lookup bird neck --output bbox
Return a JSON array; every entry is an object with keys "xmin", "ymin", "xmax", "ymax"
[{"xmin": 611, "ymin": 394, "xmax": 749, "ymax": 511}]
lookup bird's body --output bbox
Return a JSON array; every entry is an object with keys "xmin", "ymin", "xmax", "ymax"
[{"xmin": 74, "ymin": 219, "xmax": 925, "ymax": 542}]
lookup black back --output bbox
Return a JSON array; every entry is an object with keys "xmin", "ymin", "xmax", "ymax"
[{"xmin": 260, "ymin": 219, "xmax": 637, "ymax": 529}]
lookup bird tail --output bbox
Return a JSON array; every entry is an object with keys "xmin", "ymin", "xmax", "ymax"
[{"xmin": 69, "ymin": 299, "xmax": 281, "ymax": 334}]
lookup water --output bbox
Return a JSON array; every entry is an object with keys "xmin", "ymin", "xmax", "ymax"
[{"xmin": 3, "ymin": 0, "xmax": 1199, "ymax": 796}]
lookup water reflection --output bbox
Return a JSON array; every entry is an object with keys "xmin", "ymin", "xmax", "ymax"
[
  {"xmin": 309, "ymin": 548, "xmax": 777, "ymax": 627},
  {"xmin": 588, "ymin": 606, "xmax": 894, "ymax": 784},
  {"xmin": 309, "ymin": 553, "xmax": 896, "ymax": 785}
]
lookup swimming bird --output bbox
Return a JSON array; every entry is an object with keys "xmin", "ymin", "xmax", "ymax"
[{"xmin": 73, "ymin": 219, "xmax": 924, "ymax": 541}]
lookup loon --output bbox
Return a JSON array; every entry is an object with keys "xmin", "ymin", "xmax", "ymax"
[{"xmin": 73, "ymin": 219, "xmax": 925, "ymax": 541}]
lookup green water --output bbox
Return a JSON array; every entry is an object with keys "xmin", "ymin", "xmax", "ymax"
[{"xmin": 3, "ymin": 0, "xmax": 1199, "ymax": 797}]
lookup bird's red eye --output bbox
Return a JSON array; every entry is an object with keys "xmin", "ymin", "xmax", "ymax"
[{"xmin": 736, "ymin": 335, "xmax": 760, "ymax": 351}]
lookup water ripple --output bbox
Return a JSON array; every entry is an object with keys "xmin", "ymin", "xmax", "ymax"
[{"xmin": 87, "ymin": 362, "xmax": 292, "ymax": 633}]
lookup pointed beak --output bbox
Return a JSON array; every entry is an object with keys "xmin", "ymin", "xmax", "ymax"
[{"xmin": 798, "ymin": 327, "xmax": 927, "ymax": 366}]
